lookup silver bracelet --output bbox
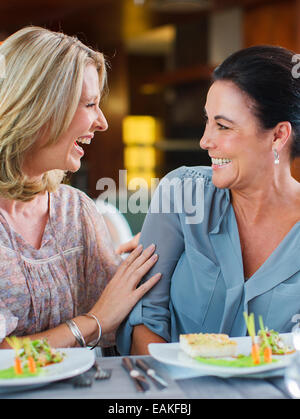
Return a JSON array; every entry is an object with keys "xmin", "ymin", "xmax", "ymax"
[
  {"xmin": 83, "ymin": 313, "xmax": 102, "ymax": 350},
  {"xmin": 65, "ymin": 319, "xmax": 86, "ymax": 347}
]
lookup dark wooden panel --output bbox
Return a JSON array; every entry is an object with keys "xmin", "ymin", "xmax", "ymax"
[
  {"xmin": 243, "ymin": 0, "xmax": 297, "ymax": 50},
  {"xmin": 291, "ymin": 158, "xmax": 300, "ymax": 183},
  {"xmin": 243, "ymin": 0, "xmax": 300, "ymax": 182},
  {"xmin": 213, "ymin": 0, "xmax": 282, "ymax": 8},
  {"xmin": 143, "ymin": 64, "xmax": 213, "ymax": 86},
  {"xmin": 0, "ymin": 0, "xmax": 117, "ymax": 33}
]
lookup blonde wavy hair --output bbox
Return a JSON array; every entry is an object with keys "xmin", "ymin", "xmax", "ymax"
[{"xmin": 0, "ymin": 26, "xmax": 107, "ymax": 201}]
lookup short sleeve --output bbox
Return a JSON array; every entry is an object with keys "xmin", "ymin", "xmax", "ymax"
[
  {"xmin": 80, "ymin": 192, "xmax": 122, "ymax": 347},
  {"xmin": 116, "ymin": 167, "xmax": 186, "ymax": 354}
]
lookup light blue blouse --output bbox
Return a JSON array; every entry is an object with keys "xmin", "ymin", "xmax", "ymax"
[{"xmin": 117, "ymin": 166, "xmax": 300, "ymax": 355}]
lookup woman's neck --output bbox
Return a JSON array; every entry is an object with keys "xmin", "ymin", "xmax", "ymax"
[
  {"xmin": 230, "ymin": 168, "xmax": 300, "ymax": 225},
  {"xmin": 0, "ymin": 192, "xmax": 48, "ymax": 217}
]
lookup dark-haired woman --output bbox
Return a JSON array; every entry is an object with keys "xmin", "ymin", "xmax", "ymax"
[{"xmin": 117, "ymin": 45, "xmax": 300, "ymax": 355}]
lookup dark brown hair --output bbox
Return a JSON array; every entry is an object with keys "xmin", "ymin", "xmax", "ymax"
[{"xmin": 213, "ymin": 45, "xmax": 300, "ymax": 160}]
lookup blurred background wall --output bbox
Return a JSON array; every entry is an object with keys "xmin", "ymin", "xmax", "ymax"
[{"xmin": 1, "ymin": 0, "xmax": 300, "ymax": 232}]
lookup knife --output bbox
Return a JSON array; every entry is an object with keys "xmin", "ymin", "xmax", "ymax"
[
  {"xmin": 136, "ymin": 359, "xmax": 168, "ymax": 389},
  {"xmin": 122, "ymin": 357, "xmax": 150, "ymax": 392}
]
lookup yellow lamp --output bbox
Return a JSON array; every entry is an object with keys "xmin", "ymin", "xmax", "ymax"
[
  {"xmin": 127, "ymin": 171, "xmax": 156, "ymax": 189},
  {"xmin": 122, "ymin": 115, "xmax": 162, "ymax": 145},
  {"xmin": 124, "ymin": 146, "xmax": 156, "ymax": 170},
  {"xmin": 122, "ymin": 115, "xmax": 163, "ymax": 187}
]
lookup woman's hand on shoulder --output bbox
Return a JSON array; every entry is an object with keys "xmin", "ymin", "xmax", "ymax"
[{"xmin": 90, "ymin": 242, "xmax": 161, "ymax": 334}]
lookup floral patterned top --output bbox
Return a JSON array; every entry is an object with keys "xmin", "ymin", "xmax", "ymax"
[{"xmin": 0, "ymin": 184, "xmax": 121, "ymax": 346}]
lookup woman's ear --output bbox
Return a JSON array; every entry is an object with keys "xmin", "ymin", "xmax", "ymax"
[{"xmin": 272, "ymin": 121, "xmax": 292, "ymax": 152}]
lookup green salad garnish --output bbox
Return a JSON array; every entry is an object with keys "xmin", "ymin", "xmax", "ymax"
[
  {"xmin": 0, "ymin": 337, "xmax": 65, "ymax": 379},
  {"xmin": 195, "ymin": 354, "xmax": 278, "ymax": 368}
]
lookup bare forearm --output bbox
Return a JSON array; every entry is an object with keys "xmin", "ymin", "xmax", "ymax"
[
  {"xmin": 0, "ymin": 315, "xmax": 98, "ymax": 349},
  {"xmin": 0, "ymin": 244, "xmax": 162, "ymax": 350},
  {"xmin": 130, "ymin": 324, "xmax": 166, "ymax": 355}
]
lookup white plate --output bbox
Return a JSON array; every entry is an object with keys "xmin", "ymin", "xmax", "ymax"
[
  {"xmin": 149, "ymin": 333, "xmax": 295, "ymax": 378},
  {"xmin": 0, "ymin": 348, "xmax": 95, "ymax": 393}
]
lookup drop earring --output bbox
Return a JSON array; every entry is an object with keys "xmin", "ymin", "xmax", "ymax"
[{"xmin": 273, "ymin": 149, "xmax": 280, "ymax": 165}]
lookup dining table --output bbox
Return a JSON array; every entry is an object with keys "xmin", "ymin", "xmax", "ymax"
[{"xmin": 0, "ymin": 353, "xmax": 293, "ymax": 401}]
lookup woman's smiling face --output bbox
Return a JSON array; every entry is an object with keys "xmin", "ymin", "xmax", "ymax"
[
  {"xmin": 200, "ymin": 80, "xmax": 274, "ymax": 191},
  {"xmin": 23, "ymin": 64, "xmax": 108, "ymax": 178}
]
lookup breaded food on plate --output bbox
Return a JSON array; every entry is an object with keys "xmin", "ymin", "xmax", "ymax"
[{"xmin": 179, "ymin": 333, "xmax": 237, "ymax": 358}]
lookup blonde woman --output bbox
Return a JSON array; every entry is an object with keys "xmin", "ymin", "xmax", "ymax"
[{"xmin": 0, "ymin": 26, "xmax": 161, "ymax": 349}]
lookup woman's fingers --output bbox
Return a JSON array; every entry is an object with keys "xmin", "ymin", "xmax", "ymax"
[
  {"xmin": 115, "ymin": 243, "xmax": 144, "ymax": 276},
  {"xmin": 134, "ymin": 273, "xmax": 162, "ymax": 300},
  {"xmin": 129, "ymin": 253, "xmax": 159, "ymax": 285},
  {"xmin": 116, "ymin": 243, "xmax": 156, "ymax": 279},
  {"xmin": 126, "ymin": 243, "xmax": 156, "ymax": 273}
]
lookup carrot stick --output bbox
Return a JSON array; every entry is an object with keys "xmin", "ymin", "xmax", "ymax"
[
  {"xmin": 259, "ymin": 315, "xmax": 272, "ymax": 363},
  {"xmin": 263, "ymin": 346, "xmax": 272, "ymax": 363},
  {"xmin": 244, "ymin": 312, "xmax": 260, "ymax": 365},
  {"xmin": 14, "ymin": 357, "xmax": 23, "ymax": 375},
  {"xmin": 251, "ymin": 343, "xmax": 260, "ymax": 365},
  {"xmin": 6, "ymin": 336, "xmax": 24, "ymax": 375},
  {"xmin": 27, "ymin": 356, "xmax": 37, "ymax": 374}
]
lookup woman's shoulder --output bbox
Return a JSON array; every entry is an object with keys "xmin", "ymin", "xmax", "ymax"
[
  {"xmin": 158, "ymin": 166, "xmax": 230, "ymax": 225},
  {"xmin": 54, "ymin": 183, "xmax": 92, "ymax": 202},
  {"xmin": 162, "ymin": 165, "xmax": 223, "ymax": 194},
  {"xmin": 51, "ymin": 184, "xmax": 96, "ymax": 217},
  {"xmin": 164, "ymin": 165, "xmax": 214, "ymax": 184}
]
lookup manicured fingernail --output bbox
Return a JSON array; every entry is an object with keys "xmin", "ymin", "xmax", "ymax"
[
  {"xmin": 152, "ymin": 254, "xmax": 158, "ymax": 260},
  {"xmin": 149, "ymin": 243, "xmax": 155, "ymax": 250}
]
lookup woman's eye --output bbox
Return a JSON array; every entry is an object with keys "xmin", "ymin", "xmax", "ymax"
[
  {"xmin": 87, "ymin": 103, "xmax": 96, "ymax": 108},
  {"xmin": 217, "ymin": 123, "xmax": 229, "ymax": 130}
]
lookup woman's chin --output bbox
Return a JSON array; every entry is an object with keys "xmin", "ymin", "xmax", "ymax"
[
  {"xmin": 68, "ymin": 165, "xmax": 81, "ymax": 173},
  {"xmin": 64, "ymin": 156, "xmax": 82, "ymax": 173},
  {"xmin": 211, "ymin": 173, "xmax": 233, "ymax": 190}
]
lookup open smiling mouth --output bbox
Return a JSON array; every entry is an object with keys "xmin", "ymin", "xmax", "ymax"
[
  {"xmin": 211, "ymin": 157, "xmax": 232, "ymax": 168},
  {"xmin": 73, "ymin": 136, "xmax": 93, "ymax": 156}
]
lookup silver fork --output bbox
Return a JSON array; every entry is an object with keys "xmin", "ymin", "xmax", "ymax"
[
  {"xmin": 93, "ymin": 360, "xmax": 112, "ymax": 380},
  {"xmin": 72, "ymin": 361, "xmax": 111, "ymax": 387},
  {"xmin": 72, "ymin": 371, "xmax": 93, "ymax": 387}
]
